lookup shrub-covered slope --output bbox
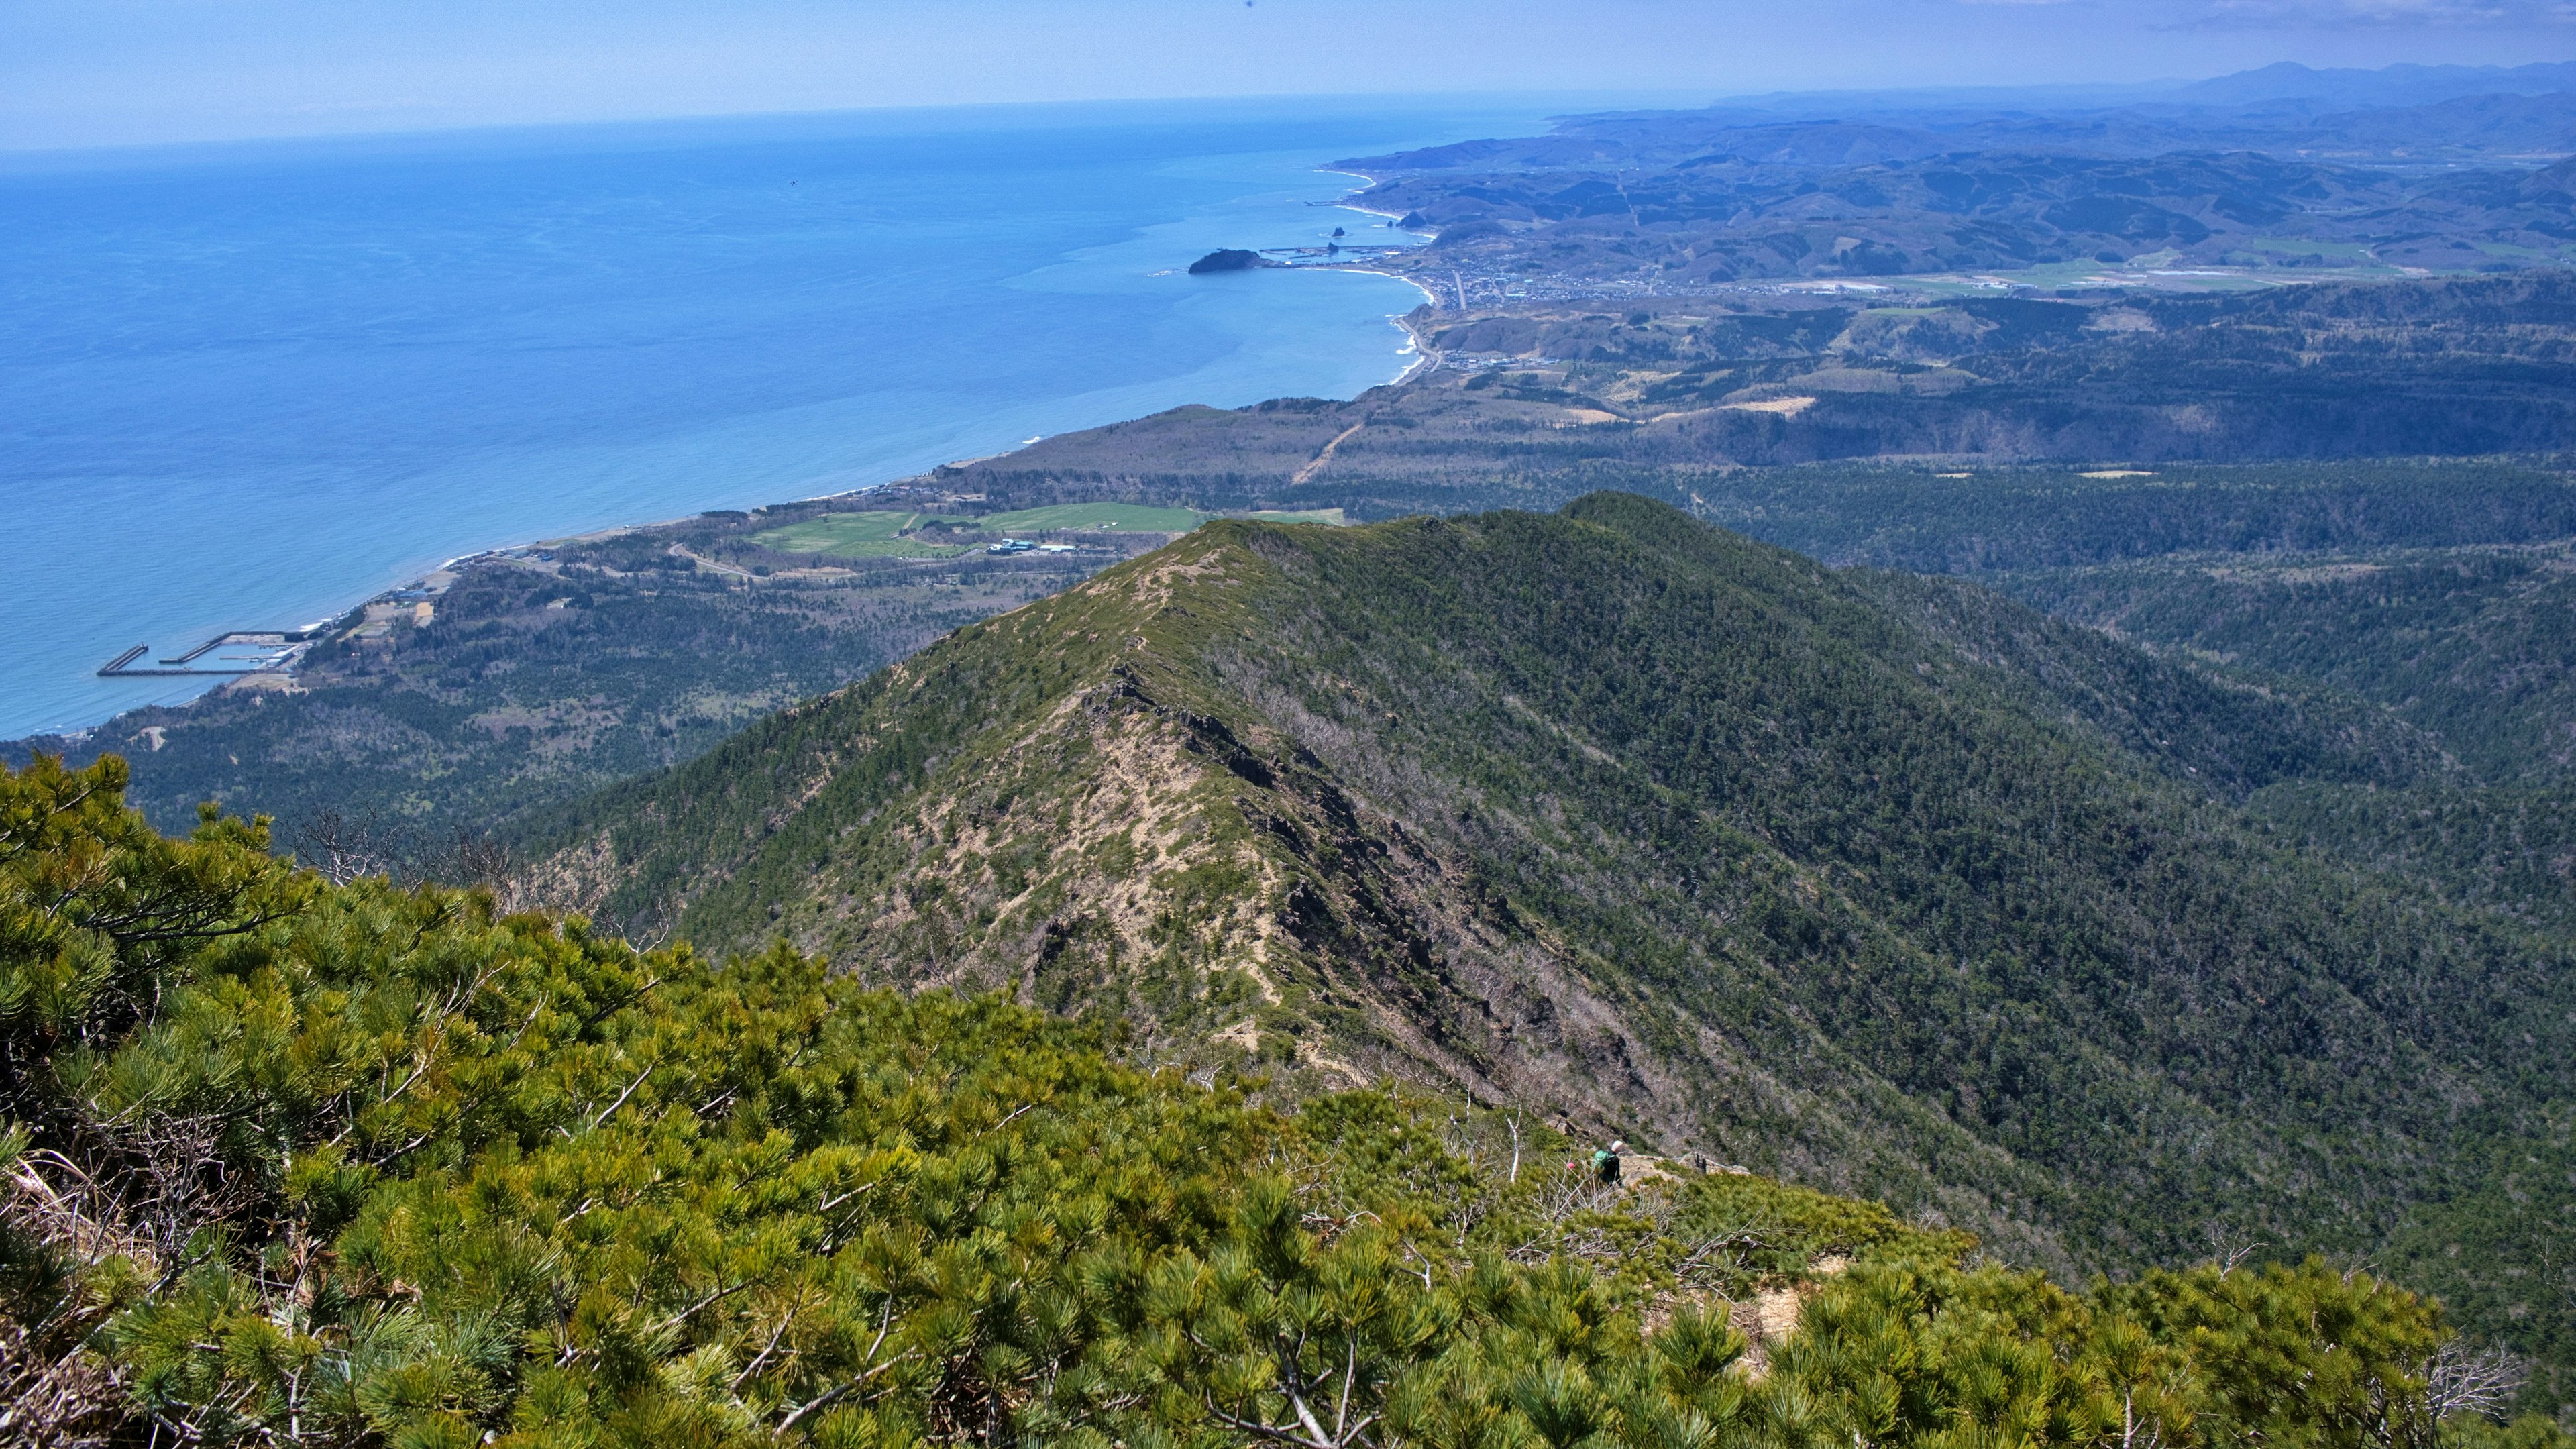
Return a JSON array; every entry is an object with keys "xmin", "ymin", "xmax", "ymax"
[
  {"xmin": 5, "ymin": 750, "xmax": 2532, "ymax": 1448},
  {"xmin": 537, "ymin": 496, "xmax": 2575, "ymax": 1282}
]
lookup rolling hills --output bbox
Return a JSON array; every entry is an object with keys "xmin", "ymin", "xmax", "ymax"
[
  {"xmin": 1331, "ymin": 75, "xmax": 2576, "ymax": 290},
  {"xmin": 30, "ymin": 273, "xmax": 2576, "ymax": 862}
]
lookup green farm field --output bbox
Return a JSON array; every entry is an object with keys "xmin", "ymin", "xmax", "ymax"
[
  {"xmin": 974, "ymin": 502, "xmax": 1204, "ymax": 533},
  {"xmin": 751, "ymin": 511, "xmax": 967, "ymax": 557},
  {"xmin": 975, "ymin": 504, "xmax": 1346, "ymax": 533},
  {"xmin": 1243, "ymin": 507, "xmax": 1348, "ymax": 525},
  {"xmin": 747, "ymin": 502, "xmax": 1338, "ymax": 558}
]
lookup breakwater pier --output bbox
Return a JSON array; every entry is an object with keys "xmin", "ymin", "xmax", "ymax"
[{"xmin": 98, "ymin": 630, "xmax": 319, "ymax": 678}]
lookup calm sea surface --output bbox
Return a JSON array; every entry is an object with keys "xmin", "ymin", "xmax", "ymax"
[{"xmin": 0, "ymin": 97, "xmax": 1568, "ymax": 739}]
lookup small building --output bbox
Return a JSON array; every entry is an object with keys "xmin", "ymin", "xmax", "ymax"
[{"xmin": 986, "ymin": 539, "xmax": 1036, "ymax": 555}]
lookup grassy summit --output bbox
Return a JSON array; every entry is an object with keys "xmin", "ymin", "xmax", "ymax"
[{"xmin": 537, "ymin": 496, "xmax": 2576, "ymax": 1294}]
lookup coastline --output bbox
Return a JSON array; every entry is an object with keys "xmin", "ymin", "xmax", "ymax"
[
  {"xmin": 20, "ymin": 308, "xmax": 1430, "ymax": 746},
  {"xmin": 1320, "ymin": 181, "xmax": 1441, "ymax": 382},
  {"xmin": 5, "ymin": 101, "xmax": 1501, "ymax": 744},
  {"xmin": 1385, "ymin": 290, "xmax": 1440, "ymax": 382},
  {"xmin": 417, "ymin": 225, "xmax": 1443, "ymax": 619},
  {"xmin": 1319, "ymin": 172, "xmax": 1443, "ymax": 379},
  {"xmin": 32, "ymin": 280, "xmax": 1436, "ymax": 749},
  {"xmin": 17, "ymin": 156, "xmax": 1444, "ymax": 747}
]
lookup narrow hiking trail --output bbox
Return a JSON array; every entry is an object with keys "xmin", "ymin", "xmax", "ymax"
[{"xmin": 1292, "ymin": 421, "xmax": 1366, "ymax": 484}]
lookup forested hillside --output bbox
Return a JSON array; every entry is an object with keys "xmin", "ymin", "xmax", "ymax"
[
  {"xmin": 1886, "ymin": 531, "xmax": 2576, "ymax": 1289},
  {"xmin": 531, "ymin": 498, "xmax": 2576, "ymax": 1330},
  {"xmin": 9, "ymin": 751, "xmax": 2531, "ymax": 1448},
  {"xmin": 1990, "ymin": 541, "xmax": 2576, "ymax": 980},
  {"xmin": 2002, "ymin": 545, "xmax": 2576, "ymax": 786}
]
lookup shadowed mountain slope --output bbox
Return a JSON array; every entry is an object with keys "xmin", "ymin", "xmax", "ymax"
[
  {"xmin": 1994, "ymin": 540, "xmax": 2576, "ymax": 941},
  {"xmin": 535, "ymin": 495, "xmax": 2574, "ymax": 1279}
]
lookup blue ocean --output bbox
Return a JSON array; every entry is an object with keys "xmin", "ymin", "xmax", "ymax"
[{"xmin": 0, "ymin": 96, "xmax": 1569, "ymax": 739}]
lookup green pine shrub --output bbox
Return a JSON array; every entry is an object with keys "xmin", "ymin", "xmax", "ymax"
[{"xmin": 0, "ymin": 753, "xmax": 2553, "ymax": 1449}]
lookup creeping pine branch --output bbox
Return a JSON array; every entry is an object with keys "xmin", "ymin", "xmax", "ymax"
[
  {"xmin": 771, "ymin": 1352, "xmax": 920, "ymax": 1435},
  {"xmin": 321, "ymin": 962, "xmax": 515, "ymax": 1157},
  {"xmin": 973, "ymin": 1102, "xmax": 1037, "ymax": 1140},
  {"xmin": 813, "ymin": 1179, "xmax": 883, "ymax": 1218},
  {"xmin": 578, "ymin": 1061, "xmax": 657, "ymax": 1134},
  {"xmin": 652, "ymin": 1279, "xmax": 758, "ymax": 1338},
  {"xmin": 732, "ymin": 1291, "xmax": 820, "ymax": 1395},
  {"xmin": 773, "ymin": 1297, "xmax": 908, "ymax": 1435},
  {"xmin": 576, "ymin": 976, "xmax": 661, "ymax": 1037},
  {"xmin": 94, "ymin": 900, "xmax": 303, "ymax": 949},
  {"xmin": 1205, "ymin": 1326, "xmax": 1380, "ymax": 1449},
  {"xmin": 2121, "ymin": 1389, "xmax": 2164, "ymax": 1449},
  {"xmin": 1203, "ymin": 1398, "xmax": 1381, "ymax": 1449},
  {"xmin": 1398, "ymin": 1240, "xmax": 1437, "ymax": 1289},
  {"xmin": 1336, "ymin": 1332, "xmax": 1358, "ymax": 1442},
  {"xmin": 1672, "ymin": 1228, "xmax": 1786, "ymax": 1282}
]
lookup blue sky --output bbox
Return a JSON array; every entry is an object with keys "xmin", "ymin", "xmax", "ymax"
[{"xmin": 7, "ymin": 0, "xmax": 2575, "ymax": 150}]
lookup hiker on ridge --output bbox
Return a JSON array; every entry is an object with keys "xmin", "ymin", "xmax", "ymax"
[{"xmin": 1593, "ymin": 1139, "xmax": 1625, "ymax": 1187}]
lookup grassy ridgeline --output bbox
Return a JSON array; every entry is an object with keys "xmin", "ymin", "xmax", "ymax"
[{"xmin": 0, "ymin": 752, "xmax": 2555, "ymax": 1448}]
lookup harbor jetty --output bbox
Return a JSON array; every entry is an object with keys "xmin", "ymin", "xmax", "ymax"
[{"xmin": 97, "ymin": 629, "xmax": 320, "ymax": 678}]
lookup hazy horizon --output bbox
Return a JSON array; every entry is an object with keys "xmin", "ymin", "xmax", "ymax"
[{"xmin": 9, "ymin": 0, "xmax": 2576, "ymax": 152}]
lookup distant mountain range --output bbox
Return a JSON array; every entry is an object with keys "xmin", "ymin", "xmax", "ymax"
[
  {"xmin": 1703, "ymin": 60, "xmax": 2576, "ymax": 120},
  {"xmin": 2166, "ymin": 60, "xmax": 2576, "ymax": 108}
]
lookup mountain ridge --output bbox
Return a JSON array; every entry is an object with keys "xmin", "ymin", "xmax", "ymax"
[{"xmin": 533, "ymin": 494, "xmax": 2576, "ymax": 1285}]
